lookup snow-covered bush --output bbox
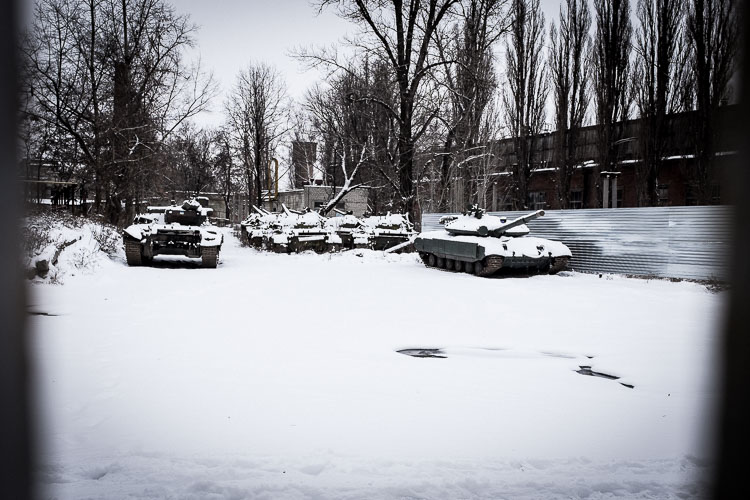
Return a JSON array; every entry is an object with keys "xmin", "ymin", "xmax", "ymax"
[
  {"xmin": 23, "ymin": 209, "xmax": 124, "ymax": 283},
  {"xmin": 91, "ymin": 223, "xmax": 121, "ymax": 256}
]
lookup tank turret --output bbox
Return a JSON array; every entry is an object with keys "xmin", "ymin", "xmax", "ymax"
[{"xmin": 443, "ymin": 206, "xmax": 545, "ymax": 237}]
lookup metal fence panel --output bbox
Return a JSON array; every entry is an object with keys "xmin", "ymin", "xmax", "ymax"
[{"xmin": 421, "ymin": 206, "xmax": 732, "ymax": 281}]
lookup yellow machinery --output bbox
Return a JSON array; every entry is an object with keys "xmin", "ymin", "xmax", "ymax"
[{"xmin": 267, "ymin": 158, "xmax": 279, "ymax": 201}]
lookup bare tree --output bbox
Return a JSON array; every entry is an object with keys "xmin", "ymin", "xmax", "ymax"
[
  {"xmin": 320, "ymin": 147, "xmax": 369, "ymax": 216},
  {"xmin": 632, "ymin": 0, "xmax": 685, "ymax": 206},
  {"xmin": 592, "ymin": 0, "xmax": 632, "ymax": 208},
  {"xmin": 303, "ymin": 61, "xmax": 390, "ymax": 215},
  {"xmin": 21, "ymin": 0, "xmax": 215, "ymax": 224},
  {"xmin": 21, "ymin": 0, "xmax": 100, "ymax": 202},
  {"xmin": 549, "ymin": 0, "xmax": 591, "ymax": 208},
  {"xmin": 224, "ymin": 62, "xmax": 289, "ymax": 207},
  {"xmin": 210, "ymin": 129, "xmax": 239, "ymax": 222},
  {"xmin": 502, "ymin": 0, "xmax": 548, "ymax": 210},
  {"xmin": 684, "ymin": 0, "xmax": 738, "ymax": 204},
  {"xmin": 432, "ymin": 0, "xmax": 507, "ymax": 211},
  {"xmin": 306, "ymin": 0, "xmax": 460, "ymax": 223},
  {"xmin": 101, "ymin": 0, "xmax": 216, "ymax": 221},
  {"xmin": 472, "ymin": 94, "xmax": 504, "ymax": 209},
  {"xmin": 165, "ymin": 124, "xmax": 215, "ymax": 197}
]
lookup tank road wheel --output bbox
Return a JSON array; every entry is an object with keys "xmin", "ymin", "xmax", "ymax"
[
  {"xmin": 549, "ymin": 256, "xmax": 570, "ymax": 275},
  {"xmin": 427, "ymin": 254, "xmax": 436, "ymax": 267},
  {"xmin": 202, "ymin": 246, "xmax": 219, "ymax": 268},
  {"xmin": 446, "ymin": 259, "xmax": 455, "ymax": 271},
  {"xmin": 436, "ymin": 257, "xmax": 446, "ymax": 269},
  {"xmin": 125, "ymin": 240, "xmax": 143, "ymax": 266},
  {"xmin": 473, "ymin": 261, "xmax": 485, "ymax": 275},
  {"xmin": 462, "ymin": 261, "xmax": 473, "ymax": 273}
]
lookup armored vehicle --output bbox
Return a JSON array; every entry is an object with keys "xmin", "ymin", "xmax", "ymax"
[
  {"xmin": 285, "ymin": 207, "xmax": 329, "ymax": 253},
  {"xmin": 325, "ymin": 210, "xmax": 367, "ymax": 250},
  {"xmin": 240, "ymin": 206, "xmax": 279, "ymax": 250},
  {"xmin": 361, "ymin": 213, "xmax": 416, "ymax": 251},
  {"xmin": 123, "ymin": 199, "xmax": 223, "ymax": 268},
  {"xmin": 414, "ymin": 206, "xmax": 571, "ymax": 276}
]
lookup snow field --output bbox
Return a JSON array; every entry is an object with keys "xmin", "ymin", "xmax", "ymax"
[{"xmin": 28, "ymin": 227, "xmax": 723, "ymax": 498}]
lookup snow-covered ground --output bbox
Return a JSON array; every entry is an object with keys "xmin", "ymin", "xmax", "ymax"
[{"xmin": 27, "ymin": 225, "xmax": 723, "ymax": 499}]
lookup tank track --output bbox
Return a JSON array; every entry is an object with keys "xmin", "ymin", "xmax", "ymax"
[
  {"xmin": 125, "ymin": 240, "xmax": 142, "ymax": 266},
  {"xmin": 420, "ymin": 253, "xmax": 504, "ymax": 278},
  {"xmin": 202, "ymin": 246, "xmax": 219, "ymax": 268}
]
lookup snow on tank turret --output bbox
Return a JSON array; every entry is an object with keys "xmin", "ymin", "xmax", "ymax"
[
  {"xmin": 240, "ymin": 206, "xmax": 283, "ymax": 250},
  {"xmin": 324, "ymin": 209, "xmax": 366, "ymax": 250},
  {"xmin": 286, "ymin": 206, "xmax": 329, "ymax": 253},
  {"xmin": 413, "ymin": 205, "xmax": 571, "ymax": 276}
]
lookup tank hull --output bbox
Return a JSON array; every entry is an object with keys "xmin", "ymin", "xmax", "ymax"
[{"xmin": 414, "ymin": 231, "xmax": 571, "ymax": 276}]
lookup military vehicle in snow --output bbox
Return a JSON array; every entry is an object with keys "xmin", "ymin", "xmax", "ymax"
[
  {"xmin": 414, "ymin": 206, "xmax": 571, "ymax": 276},
  {"xmin": 361, "ymin": 213, "xmax": 416, "ymax": 251},
  {"xmin": 123, "ymin": 199, "xmax": 223, "ymax": 268}
]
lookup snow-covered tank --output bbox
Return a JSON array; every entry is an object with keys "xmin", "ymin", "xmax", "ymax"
[
  {"xmin": 361, "ymin": 213, "xmax": 416, "ymax": 251},
  {"xmin": 324, "ymin": 211, "xmax": 367, "ymax": 250},
  {"xmin": 414, "ymin": 206, "xmax": 571, "ymax": 276},
  {"xmin": 240, "ymin": 206, "xmax": 279, "ymax": 250},
  {"xmin": 123, "ymin": 199, "xmax": 223, "ymax": 268},
  {"xmin": 286, "ymin": 208, "xmax": 329, "ymax": 253}
]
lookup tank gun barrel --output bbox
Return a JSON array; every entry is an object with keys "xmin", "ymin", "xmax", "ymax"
[
  {"xmin": 252, "ymin": 205, "xmax": 270, "ymax": 216},
  {"xmin": 491, "ymin": 209, "xmax": 545, "ymax": 236}
]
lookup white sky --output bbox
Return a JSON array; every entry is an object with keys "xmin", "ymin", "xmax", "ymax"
[
  {"xmin": 171, "ymin": 0, "xmax": 562, "ymax": 129},
  {"xmin": 171, "ymin": 0, "xmax": 358, "ymax": 128}
]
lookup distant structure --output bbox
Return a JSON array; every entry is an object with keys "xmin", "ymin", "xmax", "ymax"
[
  {"xmin": 291, "ymin": 141, "xmax": 317, "ymax": 189},
  {"xmin": 418, "ymin": 105, "xmax": 738, "ymax": 212},
  {"xmin": 263, "ymin": 185, "xmax": 370, "ymax": 217},
  {"xmin": 20, "ymin": 159, "xmax": 81, "ymax": 209}
]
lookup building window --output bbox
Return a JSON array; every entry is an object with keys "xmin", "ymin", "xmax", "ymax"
[
  {"xmin": 686, "ymin": 185, "xmax": 697, "ymax": 206},
  {"xmin": 569, "ymin": 190, "xmax": 583, "ymax": 209},
  {"xmin": 685, "ymin": 184, "xmax": 720, "ymax": 206},
  {"xmin": 711, "ymin": 184, "xmax": 721, "ymax": 205},
  {"xmin": 657, "ymin": 184, "xmax": 669, "ymax": 206},
  {"xmin": 617, "ymin": 188, "xmax": 623, "ymax": 207},
  {"xmin": 314, "ymin": 201, "xmax": 324, "ymax": 209},
  {"xmin": 528, "ymin": 191, "xmax": 546, "ymax": 210}
]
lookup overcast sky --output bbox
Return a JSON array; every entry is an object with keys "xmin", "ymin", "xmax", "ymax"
[
  {"xmin": 170, "ymin": 0, "xmax": 563, "ymax": 129},
  {"xmin": 170, "ymin": 0, "xmax": 357, "ymax": 127}
]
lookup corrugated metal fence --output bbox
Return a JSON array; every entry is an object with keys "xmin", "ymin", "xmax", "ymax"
[{"xmin": 421, "ymin": 206, "xmax": 732, "ymax": 281}]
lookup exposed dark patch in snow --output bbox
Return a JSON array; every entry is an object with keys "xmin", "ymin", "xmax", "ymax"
[
  {"xmin": 576, "ymin": 366, "xmax": 634, "ymax": 389},
  {"xmin": 80, "ymin": 464, "xmax": 119, "ymax": 481},
  {"xmin": 540, "ymin": 351, "xmax": 577, "ymax": 359},
  {"xmin": 27, "ymin": 310, "xmax": 58, "ymax": 316},
  {"xmin": 397, "ymin": 348, "xmax": 447, "ymax": 358}
]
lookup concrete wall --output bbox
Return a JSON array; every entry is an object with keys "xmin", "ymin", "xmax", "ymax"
[{"xmin": 265, "ymin": 186, "xmax": 370, "ymax": 217}]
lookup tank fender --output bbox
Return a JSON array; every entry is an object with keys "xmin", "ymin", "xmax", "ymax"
[
  {"xmin": 201, "ymin": 229, "xmax": 222, "ymax": 247},
  {"xmin": 124, "ymin": 226, "xmax": 143, "ymax": 242}
]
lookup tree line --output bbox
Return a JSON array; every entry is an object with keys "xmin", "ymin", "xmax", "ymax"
[{"xmin": 19, "ymin": 0, "xmax": 739, "ymax": 225}]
